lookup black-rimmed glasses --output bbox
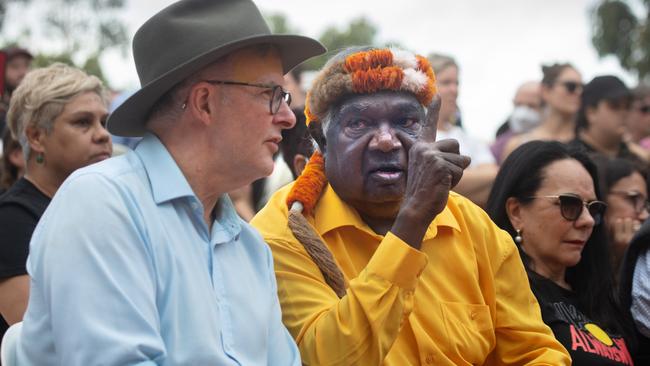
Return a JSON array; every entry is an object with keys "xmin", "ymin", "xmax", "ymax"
[
  {"xmin": 528, "ymin": 194, "xmax": 607, "ymax": 225},
  {"xmin": 638, "ymin": 104, "xmax": 650, "ymax": 114},
  {"xmin": 609, "ymin": 190, "xmax": 650, "ymax": 215},
  {"xmin": 202, "ymin": 80, "xmax": 291, "ymax": 115}
]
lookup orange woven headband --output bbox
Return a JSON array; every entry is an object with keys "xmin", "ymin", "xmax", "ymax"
[{"xmin": 304, "ymin": 48, "xmax": 436, "ymax": 126}]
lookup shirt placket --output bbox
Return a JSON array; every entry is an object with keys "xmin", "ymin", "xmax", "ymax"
[{"xmin": 210, "ymin": 217, "xmax": 238, "ymax": 361}]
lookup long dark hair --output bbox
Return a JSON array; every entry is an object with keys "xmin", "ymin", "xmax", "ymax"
[
  {"xmin": 486, "ymin": 140, "xmax": 633, "ymax": 339},
  {"xmin": 592, "ymin": 155, "xmax": 649, "ymax": 198}
]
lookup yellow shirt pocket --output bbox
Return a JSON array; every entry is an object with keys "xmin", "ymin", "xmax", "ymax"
[{"xmin": 440, "ymin": 302, "xmax": 495, "ymax": 364}]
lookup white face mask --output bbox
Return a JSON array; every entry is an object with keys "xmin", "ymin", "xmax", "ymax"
[{"xmin": 508, "ymin": 105, "xmax": 541, "ymax": 133}]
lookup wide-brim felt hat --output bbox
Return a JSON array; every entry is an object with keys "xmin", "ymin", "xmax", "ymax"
[{"xmin": 108, "ymin": 0, "xmax": 326, "ymax": 137}]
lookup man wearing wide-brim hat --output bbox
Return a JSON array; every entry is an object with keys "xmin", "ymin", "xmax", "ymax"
[{"xmin": 14, "ymin": 0, "xmax": 325, "ymax": 364}]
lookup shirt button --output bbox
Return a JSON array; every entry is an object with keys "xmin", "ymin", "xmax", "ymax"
[
  {"xmin": 425, "ymin": 354, "xmax": 435, "ymax": 364},
  {"xmin": 470, "ymin": 311, "xmax": 477, "ymax": 319}
]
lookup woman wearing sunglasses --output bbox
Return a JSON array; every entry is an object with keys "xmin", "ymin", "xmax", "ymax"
[
  {"xmin": 593, "ymin": 156, "xmax": 649, "ymax": 280},
  {"xmin": 487, "ymin": 140, "xmax": 637, "ymax": 365},
  {"xmin": 502, "ymin": 63, "xmax": 583, "ymax": 161}
]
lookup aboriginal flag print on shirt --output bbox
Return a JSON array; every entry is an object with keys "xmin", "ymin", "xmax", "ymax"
[{"xmin": 528, "ymin": 271, "xmax": 634, "ymax": 365}]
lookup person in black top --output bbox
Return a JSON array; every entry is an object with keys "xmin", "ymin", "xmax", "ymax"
[
  {"xmin": 487, "ymin": 140, "xmax": 638, "ymax": 365},
  {"xmin": 0, "ymin": 63, "xmax": 112, "ymax": 342},
  {"xmin": 592, "ymin": 156, "xmax": 649, "ymax": 282},
  {"xmin": 569, "ymin": 75, "xmax": 647, "ymax": 166}
]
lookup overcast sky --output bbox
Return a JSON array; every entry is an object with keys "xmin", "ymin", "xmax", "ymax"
[{"xmin": 22, "ymin": 0, "xmax": 641, "ymax": 140}]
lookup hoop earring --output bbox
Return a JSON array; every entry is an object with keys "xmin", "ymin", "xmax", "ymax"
[
  {"xmin": 36, "ymin": 153, "xmax": 44, "ymax": 164},
  {"xmin": 514, "ymin": 229, "xmax": 522, "ymax": 244}
]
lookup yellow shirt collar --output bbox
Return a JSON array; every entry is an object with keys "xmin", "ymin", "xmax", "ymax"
[{"xmin": 313, "ymin": 184, "xmax": 461, "ymax": 240}]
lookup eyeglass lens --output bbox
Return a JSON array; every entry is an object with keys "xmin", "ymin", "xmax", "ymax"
[
  {"xmin": 625, "ymin": 192, "xmax": 649, "ymax": 214},
  {"xmin": 557, "ymin": 195, "xmax": 605, "ymax": 224},
  {"xmin": 271, "ymin": 86, "xmax": 291, "ymax": 114}
]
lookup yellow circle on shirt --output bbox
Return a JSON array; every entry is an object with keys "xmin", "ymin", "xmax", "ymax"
[{"xmin": 584, "ymin": 323, "xmax": 614, "ymax": 346}]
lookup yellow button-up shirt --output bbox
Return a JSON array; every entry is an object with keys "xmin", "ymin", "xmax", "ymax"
[{"xmin": 252, "ymin": 184, "xmax": 570, "ymax": 365}]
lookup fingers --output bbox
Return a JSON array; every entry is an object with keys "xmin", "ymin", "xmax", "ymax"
[
  {"xmin": 433, "ymin": 138, "xmax": 460, "ymax": 155},
  {"xmin": 435, "ymin": 151, "xmax": 472, "ymax": 170},
  {"xmin": 613, "ymin": 217, "xmax": 641, "ymax": 246},
  {"xmin": 419, "ymin": 138, "xmax": 471, "ymax": 169},
  {"xmin": 419, "ymin": 94, "xmax": 441, "ymax": 143}
]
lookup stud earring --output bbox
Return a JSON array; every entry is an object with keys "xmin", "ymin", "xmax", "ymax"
[
  {"xmin": 514, "ymin": 229, "xmax": 522, "ymax": 244},
  {"xmin": 36, "ymin": 153, "xmax": 44, "ymax": 164}
]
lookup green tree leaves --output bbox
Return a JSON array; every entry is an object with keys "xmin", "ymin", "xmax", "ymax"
[{"xmin": 591, "ymin": 0, "xmax": 650, "ymax": 81}]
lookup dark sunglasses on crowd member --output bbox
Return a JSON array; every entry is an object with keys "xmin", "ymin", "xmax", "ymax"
[
  {"xmin": 609, "ymin": 190, "xmax": 650, "ymax": 215},
  {"xmin": 529, "ymin": 193, "xmax": 607, "ymax": 225},
  {"xmin": 637, "ymin": 104, "xmax": 650, "ymax": 114},
  {"xmin": 557, "ymin": 81, "xmax": 584, "ymax": 94}
]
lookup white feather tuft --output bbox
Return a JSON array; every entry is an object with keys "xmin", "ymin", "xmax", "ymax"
[{"xmin": 401, "ymin": 69, "xmax": 428, "ymax": 92}]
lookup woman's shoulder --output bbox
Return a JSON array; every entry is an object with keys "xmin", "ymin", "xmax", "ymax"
[{"xmin": 0, "ymin": 178, "xmax": 50, "ymax": 218}]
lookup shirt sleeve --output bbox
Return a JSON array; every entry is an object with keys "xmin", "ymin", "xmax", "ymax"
[
  {"xmin": 632, "ymin": 251, "xmax": 650, "ymax": 337},
  {"xmin": 488, "ymin": 231, "xmax": 571, "ymax": 365},
  {"xmin": 264, "ymin": 243, "xmax": 302, "ymax": 366},
  {"xmin": 0, "ymin": 204, "xmax": 35, "ymax": 278},
  {"xmin": 25, "ymin": 173, "xmax": 165, "ymax": 365},
  {"xmin": 269, "ymin": 231, "xmax": 428, "ymax": 365}
]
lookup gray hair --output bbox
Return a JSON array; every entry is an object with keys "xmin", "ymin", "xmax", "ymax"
[
  {"xmin": 6, "ymin": 63, "xmax": 107, "ymax": 159},
  {"xmin": 427, "ymin": 53, "xmax": 458, "ymax": 74}
]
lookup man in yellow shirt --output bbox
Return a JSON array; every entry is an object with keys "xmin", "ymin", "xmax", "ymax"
[{"xmin": 251, "ymin": 47, "xmax": 570, "ymax": 365}]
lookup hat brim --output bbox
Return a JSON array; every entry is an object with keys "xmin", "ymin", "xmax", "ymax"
[{"xmin": 108, "ymin": 34, "xmax": 325, "ymax": 137}]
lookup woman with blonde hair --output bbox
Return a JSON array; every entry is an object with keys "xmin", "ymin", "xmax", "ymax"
[
  {"xmin": 428, "ymin": 53, "xmax": 498, "ymax": 207},
  {"xmin": 0, "ymin": 63, "xmax": 112, "ymax": 342},
  {"xmin": 502, "ymin": 63, "xmax": 583, "ymax": 160}
]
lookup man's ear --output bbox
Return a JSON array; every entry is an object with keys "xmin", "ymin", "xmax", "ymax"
[
  {"xmin": 505, "ymin": 196, "xmax": 523, "ymax": 230},
  {"xmin": 186, "ymin": 82, "xmax": 217, "ymax": 126},
  {"xmin": 308, "ymin": 123, "xmax": 326, "ymax": 153},
  {"xmin": 293, "ymin": 154, "xmax": 308, "ymax": 177}
]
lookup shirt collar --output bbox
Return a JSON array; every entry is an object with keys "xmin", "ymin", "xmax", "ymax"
[
  {"xmin": 136, "ymin": 133, "xmax": 196, "ymax": 204},
  {"xmin": 313, "ymin": 184, "xmax": 460, "ymax": 240},
  {"xmin": 211, "ymin": 194, "xmax": 243, "ymax": 243}
]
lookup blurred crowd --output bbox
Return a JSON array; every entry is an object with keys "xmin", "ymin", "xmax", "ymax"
[{"xmin": 1, "ymin": 1, "xmax": 650, "ymax": 364}]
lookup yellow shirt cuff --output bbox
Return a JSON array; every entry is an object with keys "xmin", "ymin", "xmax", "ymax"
[{"xmin": 365, "ymin": 231, "xmax": 428, "ymax": 290}]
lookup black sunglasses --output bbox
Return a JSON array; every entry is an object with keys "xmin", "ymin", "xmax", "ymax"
[
  {"xmin": 609, "ymin": 190, "xmax": 650, "ymax": 215},
  {"xmin": 638, "ymin": 104, "xmax": 650, "ymax": 114},
  {"xmin": 202, "ymin": 80, "xmax": 291, "ymax": 115},
  {"xmin": 557, "ymin": 81, "xmax": 583, "ymax": 94},
  {"xmin": 529, "ymin": 194, "xmax": 607, "ymax": 225}
]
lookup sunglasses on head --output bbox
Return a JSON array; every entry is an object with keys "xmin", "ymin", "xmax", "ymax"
[
  {"xmin": 609, "ymin": 190, "xmax": 650, "ymax": 215},
  {"xmin": 529, "ymin": 194, "xmax": 607, "ymax": 225},
  {"xmin": 557, "ymin": 81, "xmax": 583, "ymax": 94}
]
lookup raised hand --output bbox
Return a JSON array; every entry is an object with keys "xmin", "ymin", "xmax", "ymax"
[{"xmin": 391, "ymin": 96, "xmax": 471, "ymax": 249}]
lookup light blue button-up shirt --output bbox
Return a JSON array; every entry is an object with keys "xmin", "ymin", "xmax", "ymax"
[{"xmin": 17, "ymin": 133, "xmax": 300, "ymax": 365}]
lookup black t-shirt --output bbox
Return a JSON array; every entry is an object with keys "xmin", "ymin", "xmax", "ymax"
[
  {"xmin": 529, "ymin": 271, "xmax": 634, "ymax": 365},
  {"xmin": 0, "ymin": 177, "xmax": 50, "ymax": 342}
]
